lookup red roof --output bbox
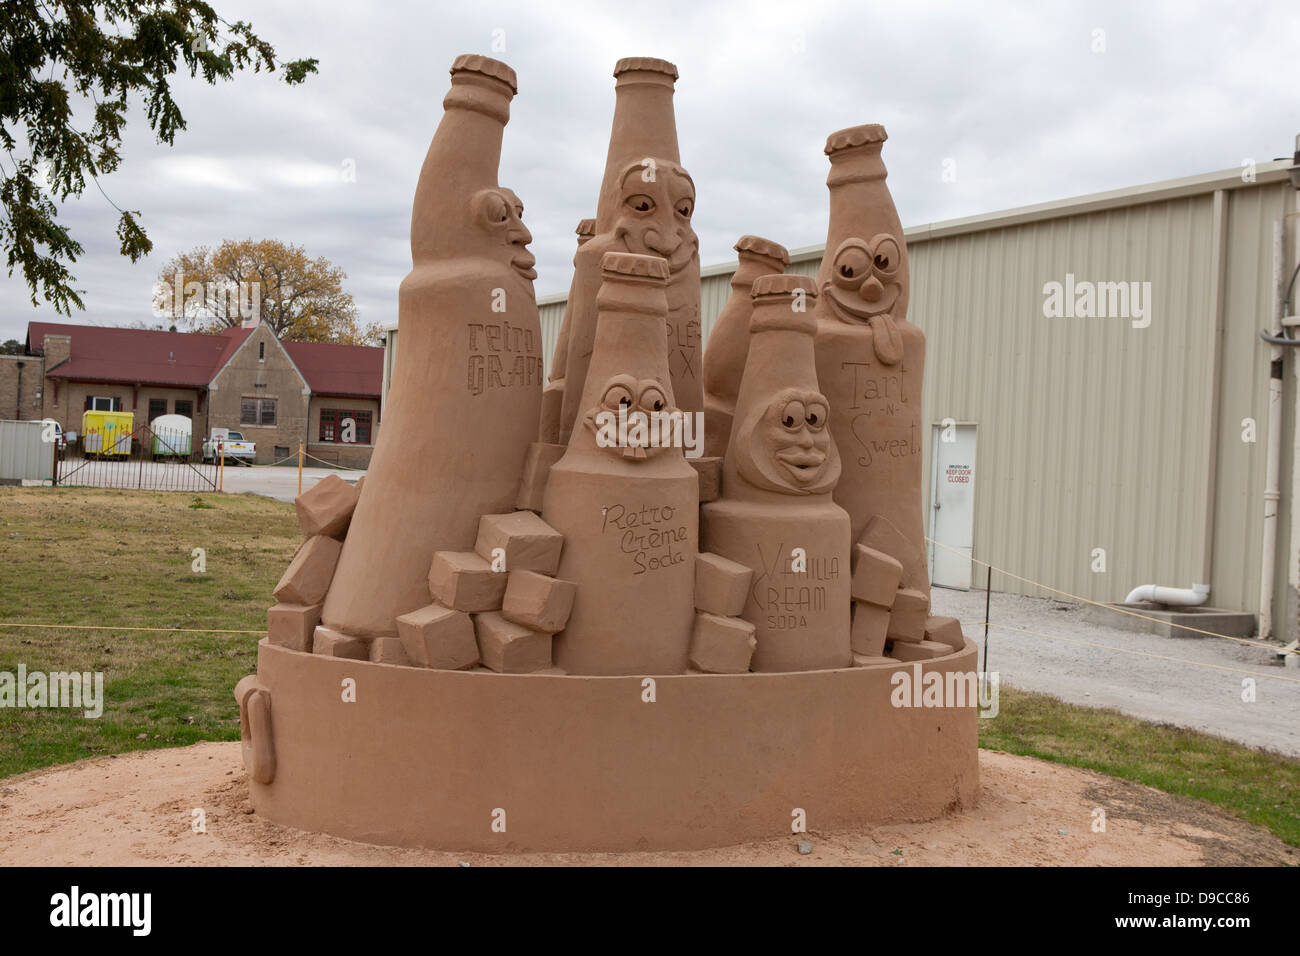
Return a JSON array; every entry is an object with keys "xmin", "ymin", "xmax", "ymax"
[
  {"xmin": 25, "ymin": 322, "xmax": 381, "ymax": 398},
  {"xmin": 283, "ymin": 340, "xmax": 384, "ymax": 398}
]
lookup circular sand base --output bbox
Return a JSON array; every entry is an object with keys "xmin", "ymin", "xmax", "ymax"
[{"xmin": 0, "ymin": 742, "xmax": 1290, "ymax": 866}]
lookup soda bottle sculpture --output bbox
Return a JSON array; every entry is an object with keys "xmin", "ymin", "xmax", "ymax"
[
  {"xmin": 543, "ymin": 251, "xmax": 699, "ymax": 675},
  {"xmin": 812, "ymin": 124, "xmax": 930, "ymax": 596},
  {"xmin": 701, "ymin": 275, "xmax": 851, "ymax": 671},
  {"xmin": 557, "ymin": 57, "xmax": 701, "ymax": 444},
  {"xmin": 319, "ymin": 55, "xmax": 544, "ymax": 639},
  {"xmin": 540, "ymin": 217, "xmax": 596, "ymax": 443},
  {"xmin": 701, "ymin": 235, "xmax": 790, "ymax": 458}
]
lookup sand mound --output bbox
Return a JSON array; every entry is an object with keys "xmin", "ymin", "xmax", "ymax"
[{"xmin": 0, "ymin": 743, "xmax": 1290, "ymax": 866}]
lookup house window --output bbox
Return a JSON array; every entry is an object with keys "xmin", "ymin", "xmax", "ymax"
[
  {"xmin": 174, "ymin": 399, "xmax": 193, "ymax": 419},
  {"xmin": 240, "ymin": 397, "xmax": 277, "ymax": 427},
  {"xmin": 258, "ymin": 342, "xmax": 265, "ymax": 362},
  {"xmin": 85, "ymin": 396, "xmax": 121, "ymax": 411},
  {"xmin": 319, "ymin": 408, "xmax": 372, "ymax": 444},
  {"xmin": 148, "ymin": 399, "xmax": 167, "ymax": 422}
]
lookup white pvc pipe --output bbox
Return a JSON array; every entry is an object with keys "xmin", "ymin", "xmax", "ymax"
[
  {"xmin": 1124, "ymin": 583, "xmax": 1210, "ymax": 607},
  {"xmin": 1259, "ymin": 220, "xmax": 1286, "ymax": 640}
]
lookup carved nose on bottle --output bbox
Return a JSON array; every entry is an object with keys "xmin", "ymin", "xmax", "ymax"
[
  {"xmin": 860, "ymin": 276, "xmax": 884, "ymax": 302},
  {"xmin": 644, "ymin": 229, "xmax": 678, "ymax": 257}
]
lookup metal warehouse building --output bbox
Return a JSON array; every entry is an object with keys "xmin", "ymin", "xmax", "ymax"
[{"xmin": 386, "ymin": 158, "xmax": 1300, "ymax": 639}]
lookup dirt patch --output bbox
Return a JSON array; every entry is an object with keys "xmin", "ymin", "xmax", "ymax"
[{"xmin": 0, "ymin": 743, "xmax": 1292, "ymax": 866}]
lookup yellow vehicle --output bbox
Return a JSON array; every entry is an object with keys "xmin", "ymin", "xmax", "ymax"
[{"xmin": 82, "ymin": 410, "xmax": 135, "ymax": 459}]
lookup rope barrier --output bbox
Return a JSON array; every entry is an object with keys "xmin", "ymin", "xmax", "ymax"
[
  {"xmin": 958, "ymin": 619, "xmax": 1300, "ymax": 685},
  {"xmin": 925, "ymin": 536, "xmax": 1295, "ymax": 654},
  {"xmin": 301, "ymin": 452, "xmax": 362, "ymax": 471}
]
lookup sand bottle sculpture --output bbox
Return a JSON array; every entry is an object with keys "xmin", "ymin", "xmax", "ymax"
[
  {"xmin": 812, "ymin": 124, "xmax": 929, "ymax": 596},
  {"xmin": 540, "ymin": 218, "xmax": 597, "ymax": 443},
  {"xmin": 701, "ymin": 275, "xmax": 851, "ymax": 672},
  {"xmin": 557, "ymin": 57, "xmax": 701, "ymax": 444},
  {"xmin": 543, "ymin": 252, "xmax": 699, "ymax": 675},
  {"xmin": 701, "ymin": 235, "xmax": 790, "ymax": 458},
  {"xmin": 320, "ymin": 55, "xmax": 543, "ymax": 639}
]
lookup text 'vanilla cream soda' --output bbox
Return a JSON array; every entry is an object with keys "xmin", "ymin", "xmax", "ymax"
[{"xmin": 702, "ymin": 275, "xmax": 851, "ymax": 672}]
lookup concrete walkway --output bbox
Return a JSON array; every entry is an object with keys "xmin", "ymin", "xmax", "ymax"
[
  {"xmin": 931, "ymin": 587, "xmax": 1300, "ymax": 757},
  {"xmin": 218, "ymin": 464, "xmax": 364, "ymax": 502}
]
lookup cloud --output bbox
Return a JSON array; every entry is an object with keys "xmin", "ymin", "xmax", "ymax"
[{"xmin": 3, "ymin": 0, "xmax": 1297, "ymax": 344}]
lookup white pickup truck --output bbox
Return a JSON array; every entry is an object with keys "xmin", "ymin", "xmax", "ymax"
[{"xmin": 202, "ymin": 430, "xmax": 257, "ymax": 463}]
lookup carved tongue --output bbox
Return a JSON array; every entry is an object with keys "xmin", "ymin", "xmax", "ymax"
[{"xmin": 869, "ymin": 313, "xmax": 902, "ymax": 365}]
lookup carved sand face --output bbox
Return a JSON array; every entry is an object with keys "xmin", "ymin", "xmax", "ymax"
[
  {"xmin": 610, "ymin": 162, "xmax": 698, "ymax": 275},
  {"xmin": 820, "ymin": 233, "xmax": 902, "ymax": 324},
  {"xmin": 736, "ymin": 386, "xmax": 840, "ymax": 495},
  {"xmin": 473, "ymin": 187, "xmax": 537, "ymax": 280},
  {"xmin": 584, "ymin": 373, "xmax": 678, "ymax": 460}
]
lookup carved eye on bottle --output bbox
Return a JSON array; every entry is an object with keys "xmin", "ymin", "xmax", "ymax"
[
  {"xmin": 805, "ymin": 401, "xmax": 828, "ymax": 430},
  {"xmin": 625, "ymin": 194, "xmax": 656, "ymax": 214},
  {"xmin": 476, "ymin": 191, "xmax": 511, "ymax": 225},
  {"xmin": 675, "ymin": 197, "xmax": 694, "ymax": 218},
  {"xmin": 869, "ymin": 234, "xmax": 901, "ymax": 277},
  {"xmin": 639, "ymin": 385, "xmax": 667, "ymax": 413},
  {"xmin": 831, "ymin": 242, "xmax": 871, "ymax": 289},
  {"xmin": 781, "ymin": 400, "xmax": 806, "ymax": 430},
  {"xmin": 602, "ymin": 381, "xmax": 635, "ymax": 411}
]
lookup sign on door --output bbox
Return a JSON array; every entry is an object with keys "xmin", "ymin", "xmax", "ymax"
[{"xmin": 930, "ymin": 423, "xmax": 977, "ymax": 589}]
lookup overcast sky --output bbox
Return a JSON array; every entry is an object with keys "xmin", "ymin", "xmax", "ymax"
[{"xmin": 3, "ymin": 0, "xmax": 1297, "ymax": 344}]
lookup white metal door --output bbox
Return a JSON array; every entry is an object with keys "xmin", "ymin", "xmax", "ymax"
[{"xmin": 929, "ymin": 423, "xmax": 977, "ymax": 589}]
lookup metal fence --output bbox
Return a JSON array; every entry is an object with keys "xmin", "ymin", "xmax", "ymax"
[{"xmin": 55, "ymin": 422, "xmax": 217, "ymax": 492}]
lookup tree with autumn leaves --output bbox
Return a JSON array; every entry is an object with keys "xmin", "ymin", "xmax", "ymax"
[{"xmin": 153, "ymin": 238, "xmax": 381, "ymax": 345}]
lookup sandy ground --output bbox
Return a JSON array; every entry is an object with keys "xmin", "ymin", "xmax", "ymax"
[
  {"xmin": 0, "ymin": 742, "xmax": 1291, "ymax": 866},
  {"xmin": 931, "ymin": 589, "xmax": 1300, "ymax": 756}
]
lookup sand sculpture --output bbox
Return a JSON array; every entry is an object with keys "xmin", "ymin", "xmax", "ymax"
[{"xmin": 240, "ymin": 55, "xmax": 977, "ymax": 853}]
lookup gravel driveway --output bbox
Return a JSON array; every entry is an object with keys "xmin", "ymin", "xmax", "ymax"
[{"xmin": 931, "ymin": 587, "xmax": 1300, "ymax": 757}]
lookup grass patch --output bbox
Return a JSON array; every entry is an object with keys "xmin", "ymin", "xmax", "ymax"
[
  {"xmin": 981, "ymin": 684, "xmax": 1300, "ymax": 847},
  {"xmin": 1, "ymin": 488, "xmax": 1296, "ymax": 850},
  {"xmin": 0, "ymin": 487, "xmax": 298, "ymax": 776}
]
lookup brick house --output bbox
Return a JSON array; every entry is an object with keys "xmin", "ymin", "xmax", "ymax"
[{"xmin": 13, "ymin": 321, "xmax": 382, "ymax": 467}]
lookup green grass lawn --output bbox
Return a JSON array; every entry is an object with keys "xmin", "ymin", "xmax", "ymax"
[{"xmin": 1, "ymin": 487, "xmax": 1297, "ymax": 848}]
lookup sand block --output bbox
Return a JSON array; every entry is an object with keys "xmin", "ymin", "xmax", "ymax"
[
  {"xmin": 312, "ymin": 625, "xmax": 367, "ymax": 660},
  {"xmin": 428, "ymin": 550, "xmax": 508, "ymax": 612},
  {"xmin": 516, "ymin": 442, "xmax": 566, "ymax": 512},
  {"xmin": 274, "ymin": 535, "xmax": 343, "ymax": 606},
  {"xmin": 475, "ymin": 511, "xmax": 564, "ymax": 575},
  {"xmin": 925, "ymin": 615, "xmax": 966, "ymax": 653},
  {"xmin": 689, "ymin": 612, "xmax": 756, "ymax": 674},
  {"xmin": 851, "ymin": 654, "xmax": 894, "ymax": 667},
  {"xmin": 859, "ymin": 515, "xmax": 928, "ymax": 592},
  {"xmin": 887, "ymin": 588, "xmax": 930, "ymax": 643},
  {"xmin": 689, "ymin": 456, "xmax": 723, "ymax": 503},
  {"xmin": 396, "ymin": 604, "xmax": 478, "ymax": 670},
  {"xmin": 502, "ymin": 570, "xmax": 576, "ymax": 634},
  {"xmin": 267, "ymin": 602, "xmax": 322, "ymax": 653},
  {"xmin": 474, "ymin": 611, "xmax": 552, "ymax": 673},
  {"xmin": 850, "ymin": 602, "xmax": 891, "ymax": 657},
  {"xmin": 851, "ymin": 545, "xmax": 903, "ymax": 608},
  {"xmin": 695, "ymin": 551, "xmax": 752, "ymax": 617},
  {"xmin": 887, "ymin": 639, "xmax": 952, "ymax": 662},
  {"xmin": 295, "ymin": 473, "xmax": 359, "ymax": 539},
  {"xmin": 368, "ymin": 636, "xmax": 410, "ymax": 666}
]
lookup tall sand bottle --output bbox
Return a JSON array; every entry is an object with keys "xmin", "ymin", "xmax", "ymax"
[
  {"xmin": 558, "ymin": 57, "xmax": 701, "ymax": 444},
  {"xmin": 701, "ymin": 275, "xmax": 851, "ymax": 672},
  {"xmin": 543, "ymin": 252, "xmax": 699, "ymax": 675},
  {"xmin": 321, "ymin": 55, "xmax": 543, "ymax": 638},
  {"xmin": 812, "ymin": 124, "xmax": 929, "ymax": 594},
  {"xmin": 540, "ymin": 217, "xmax": 596, "ymax": 443},
  {"xmin": 701, "ymin": 235, "xmax": 790, "ymax": 459}
]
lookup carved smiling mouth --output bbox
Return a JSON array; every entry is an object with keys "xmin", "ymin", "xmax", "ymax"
[
  {"xmin": 775, "ymin": 448, "xmax": 825, "ymax": 483},
  {"xmin": 822, "ymin": 283, "xmax": 900, "ymax": 323},
  {"xmin": 511, "ymin": 249, "xmax": 537, "ymax": 281}
]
